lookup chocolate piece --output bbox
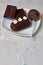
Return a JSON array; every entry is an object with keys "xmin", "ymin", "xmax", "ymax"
[
  {"xmin": 4, "ymin": 5, "xmax": 17, "ymax": 19},
  {"xmin": 10, "ymin": 9, "xmax": 31, "ymax": 31},
  {"xmin": 28, "ymin": 9, "xmax": 40, "ymax": 21},
  {"xmin": 10, "ymin": 18, "xmax": 31, "ymax": 31},
  {"xmin": 14, "ymin": 9, "xmax": 26, "ymax": 19}
]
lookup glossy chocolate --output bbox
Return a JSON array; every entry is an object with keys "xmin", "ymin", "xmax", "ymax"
[
  {"xmin": 14, "ymin": 9, "xmax": 26, "ymax": 19},
  {"xmin": 10, "ymin": 19, "xmax": 31, "ymax": 31},
  {"xmin": 4, "ymin": 5, "xmax": 17, "ymax": 19},
  {"xmin": 28, "ymin": 9, "xmax": 40, "ymax": 21}
]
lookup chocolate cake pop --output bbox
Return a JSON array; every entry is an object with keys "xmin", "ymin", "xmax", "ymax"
[{"xmin": 28, "ymin": 9, "xmax": 40, "ymax": 21}]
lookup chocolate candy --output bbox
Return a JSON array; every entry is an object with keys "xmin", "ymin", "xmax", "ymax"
[
  {"xmin": 28, "ymin": 9, "xmax": 40, "ymax": 21},
  {"xmin": 14, "ymin": 9, "xmax": 26, "ymax": 19},
  {"xmin": 10, "ymin": 9, "xmax": 31, "ymax": 31},
  {"xmin": 4, "ymin": 5, "xmax": 17, "ymax": 19},
  {"xmin": 10, "ymin": 18, "xmax": 31, "ymax": 31}
]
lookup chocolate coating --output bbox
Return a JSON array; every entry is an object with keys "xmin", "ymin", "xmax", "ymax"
[
  {"xmin": 14, "ymin": 9, "xmax": 26, "ymax": 19},
  {"xmin": 10, "ymin": 19, "xmax": 31, "ymax": 31},
  {"xmin": 10, "ymin": 9, "xmax": 31, "ymax": 31},
  {"xmin": 28, "ymin": 9, "xmax": 40, "ymax": 21},
  {"xmin": 4, "ymin": 5, "xmax": 17, "ymax": 19}
]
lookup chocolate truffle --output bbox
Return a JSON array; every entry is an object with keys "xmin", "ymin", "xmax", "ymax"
[
  {"xmin": 4, "ymin": 5, "xmax": 17, "ymax": 19},
  {"xmin": 14, "ymin": 9, "xmax": 26, "ymax": 19},
  {"xmin": 10, "ymin": 17, "xmax": 30, "ymax": 31},
  {"xmin": 28, "ymin": 9, "xmax": 40, "ymax": 21}
]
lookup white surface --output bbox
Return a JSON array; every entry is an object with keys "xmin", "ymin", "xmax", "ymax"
[{"xmin": 0, "ymin": 0, "xmax": 43, "ymax": 65}]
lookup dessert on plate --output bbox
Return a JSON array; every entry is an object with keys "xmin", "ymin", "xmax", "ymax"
[
  {"xmin": 3, "ymin": 5, "xmax": 40, "ymax": 32},
  {"xmin": 10, "ymin": 9, "xmax": 31, "ymax": 31}
]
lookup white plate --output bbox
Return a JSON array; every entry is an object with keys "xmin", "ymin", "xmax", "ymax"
[{"xmin": 2, "ymin": 9, "xmax": 41, "ymax": 37}]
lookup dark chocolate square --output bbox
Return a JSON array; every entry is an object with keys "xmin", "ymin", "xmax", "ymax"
[{"xmin": 4, "ymin": 5, "xmax": 17, "ymax": 19}]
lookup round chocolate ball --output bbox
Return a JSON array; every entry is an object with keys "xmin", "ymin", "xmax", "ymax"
[{"xmin": 28, "ymin": 9, "xmax": 40, "ymax": 21}]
